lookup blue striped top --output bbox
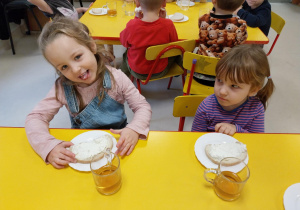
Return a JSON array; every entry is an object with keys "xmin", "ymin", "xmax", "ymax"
[{"xmin": 191, "ymin": 94, "xmax": 265, "ymax": 133}]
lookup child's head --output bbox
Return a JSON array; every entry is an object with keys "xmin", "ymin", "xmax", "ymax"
[
  {"xmin": 245, "ymin": 0, "xmax": 264, "ymax": 9},
  {"xmin": 212, "ymin": 0, "xmax": 244, "ymax": 12},
  {"xmin": 215, "ymin": 44, "xmax": 274, "ymax": 110},
  {"xmin": 38, "ymin": 17, "xmax": 108, "ymax": 86},
  {"xmin": 136, "ymin": 0, "xmax": 165, "ymax": 12}
]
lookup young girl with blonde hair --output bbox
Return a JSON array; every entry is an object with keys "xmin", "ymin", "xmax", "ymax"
[
  {"xmin": 192, "ymin": 44, "xmax": 274, "ymax": 135},
  {"xmin": 25, "ymin": 17, "xmax": 151, "ymax": 169}
]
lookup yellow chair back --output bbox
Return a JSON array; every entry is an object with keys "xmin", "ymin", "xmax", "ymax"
[
  {"xmin": 267, "ymin": 12, "xmax": 285, "ymax": 56},
  {"xmin": 183, "ymin": 51, "xmax": 219, "ymax": 76},
  {"xmin": 173, "ymin": 95, "xmax": 205, "ymax": 131},
  {"xmin": 270, "ymin": 11, "xmax": 285, "ymax": 35},
  {"xmin": 146, "ymin": 40, "xmax": 196, "ymax": 60},
  {"xmin": 182, "ymin": 52, "xmax": 220, "ymax": 95},
  {"xmin": 132, "ymin": 40, "xmax": 196, "ymax": 93}
]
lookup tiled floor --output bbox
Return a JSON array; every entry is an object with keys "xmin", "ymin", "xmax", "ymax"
[{"xmin": 0, "ymin": 3, "xmax": 299, "ymax": 133}]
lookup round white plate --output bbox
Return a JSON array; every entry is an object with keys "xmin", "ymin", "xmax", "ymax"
[
  {"xmin": 284, "ymin": 183, "xmax": 300, "ymax": 210},
  {"xmin": 176, "ymin": 1, "xmax": 195, "ymax": 6},
  {"xmin": 194, "ymin": 133, "xmax": 249, "ymax": 169},
  {"xmin": 169, "ymin": 15, "xmax": 189, "ymax": 23},
  {"xmin": 89, "ymin": 8, "xmax": 107, "ymax": 16},
  {"xmin": 69, "ymin": 130, "xmax": 117, "ymax": 172}
]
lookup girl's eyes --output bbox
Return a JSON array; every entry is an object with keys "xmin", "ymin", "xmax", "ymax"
[
  {"xmin": 75, "ymin": 54, "xmax": 81, "ymax": 60},
  {"xmin": 232, "ymin": 84, "xmax": 240, "ymax": 89},
  {"xmin": 217, "ymin": 79, "xmax": 223, "ymax": 83},
  {"xmin": 61, "ymin": 65, "xmax": 68, "ymax": 71}
]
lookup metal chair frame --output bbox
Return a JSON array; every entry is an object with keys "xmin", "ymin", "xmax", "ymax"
[
  {"xmin": 266, "ymin": 11, "xmax": 285, "ymax": 56},
  {"xmin": 4, "ymin": 0, "xmax": 42, "ymax": 54}
]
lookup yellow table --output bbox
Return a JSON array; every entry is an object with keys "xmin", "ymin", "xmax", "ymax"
[
  {"xmin": 80, "ymin": 0, "xmax": 269, "ymax": 45},
  {"xmin": 0, "ymin": 127, "xmax": 298, "ymax": 209}
]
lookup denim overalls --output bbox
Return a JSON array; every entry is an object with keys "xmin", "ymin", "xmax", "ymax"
[{"xmin": 63, "ymin": 71, "xmax": 127, "ymax": 129}]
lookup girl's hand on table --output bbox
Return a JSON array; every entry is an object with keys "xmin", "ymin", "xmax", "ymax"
[
  {"xmin": 47, "ymin": 141, "xmax": 77, "ymax": 169},
  {"xmin": 110, "ymin": 128, "xmax": 139, "ymax": 156},
  {"xmin": 215, "ymin": 123, "xmax": 236, "ymax": 136}
]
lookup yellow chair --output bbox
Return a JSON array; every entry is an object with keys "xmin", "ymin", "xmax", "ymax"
[
  {"xmin": 131, "ymin": 40, "xmax": 196, "ymax": 93},
  {"xmin": 182, "ymin": 51, "xmax": 220, "ymax": 95},
  {"xmin": 266, "ymin": 11, "xmax": 285, "ymax": 56},
  {"xmin": 173, "ymin": 95, "xmax": 205, "ymax": 131}
]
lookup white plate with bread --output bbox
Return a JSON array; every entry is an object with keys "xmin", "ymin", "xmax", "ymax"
[
  {"xmin": 194, "ymin": 133, "xmax": 249, "ymax": 169},
  {"xmin": 89, "ymin": 8, "xmax": 108, "ymax": 16},
  {"xmin": 68, "ymin": 131, "xmax": 117, "ymax": 171},
  {"xmin": 176, "ymin": 1, "xmax": 195, "ymax": 7},
  {"xmin": 169, "ymin": 13, "xmax": 189, "ymax": 22}
]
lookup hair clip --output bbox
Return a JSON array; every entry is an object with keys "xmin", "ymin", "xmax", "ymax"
[{"xmin": 267, "ymin": 76, "xmax": 272, "ymax": 79}]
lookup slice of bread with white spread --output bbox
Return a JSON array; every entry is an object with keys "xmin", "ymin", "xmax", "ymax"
[
  {"xmin": 205, "ymin": 142, "xmax": 247, "ymax": 166},
  {"xmin": 170, "ymin": 13, "xmax": 184, "ymax": 21},
  {"xmin": 68, "ymin": 134, "xmax": 113, "ymax": 163}
]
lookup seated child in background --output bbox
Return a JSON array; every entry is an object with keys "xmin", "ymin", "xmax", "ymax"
[
  {"xmin": 233, "ymin": 0, "xmax": 271, "ymax": 36},
  {"xmin": 120, "ymin": 0, "xmax": 178, "ymax": 80},
  {"xmin": 28, "ymin": 0, "xmax": 90, "ymax": 20},
  {"xmin": 195, "ymin": 0, "xmax": 248, "ymax": 86},
  {"xmin": 192, "ymin": 44, "xmax": 275, "ymax": 136},
  {"xmin": 25, "ymin": 17, "xmax": 152, "ymax": 169}
]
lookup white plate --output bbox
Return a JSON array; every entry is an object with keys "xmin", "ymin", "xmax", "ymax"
[
  {"xmin": 89, "ymin": 8, "xmax": 107, "ymax": 16},
  {"xmin": 284, "ymin": 183, "xmax": 300, "ymax": 210},
  {"xmin": 169, "ymin": 15, "xmax": 189, "ymax": 23},
  {"xmin": 194, "ymin": 133, "xmax": 249, "ymax": 169},
  {"xmin": 176, "ymin": 1, "xmax": 195, "ymax": 6},
  {"xmin": 69, "ymin": 130, "xmax": 117, "ymax": 172}
]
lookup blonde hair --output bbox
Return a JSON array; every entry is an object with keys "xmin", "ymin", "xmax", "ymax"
[
  {"xmin": 38, "ymin": 17, "xmax": 114, "ymax": 110},
  {"xmin": 216, "ymin": 0, "xmax": 244, "ymax": 11},
  {"xmin": 215, "ymin": 44, "xmax": 275, "ymax": 109}
]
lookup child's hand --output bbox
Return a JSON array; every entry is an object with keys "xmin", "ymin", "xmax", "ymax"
[
  {"xmin": 110, "ymin": 128, "xmax": 139, "ymax": 156},
  {"xmin": 215, "ymin": 123, "xmax": 236, "ymax": 136},
  {"xmin": 47, "ymin": 141, "xmax": 77, "ymax": 169}
]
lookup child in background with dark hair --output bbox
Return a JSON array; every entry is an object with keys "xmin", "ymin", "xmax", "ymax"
[
  {"xmin": 25, "ymin": 17, "xmax": 151, "ymax": 169},
  {"xmin": 234, "ymin": 0, "xmax": 271, "ymax": 36},
  {"xmin": 192, "ymin": 44, "xmax": 275, "ymax": 135},
  {"xmin": 120, "ymin": 0, "xmax": 178, "ymax": 80}
]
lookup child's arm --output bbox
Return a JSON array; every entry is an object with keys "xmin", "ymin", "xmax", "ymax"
[
  {"xmin": 110, "ymin": 128, "xmax": 139, "ymax": 156},
  {"xmin": 25, "ymin": 84, "xmax": 76, "ymax": 168},
  {"xmin": 108, "ymin": 68, "xmax": 151, "ymax": 155},
  {"xmin": 76, "ymin": 7, "xmax": 88, "ymax": 14},
  {"xmin": 235, "ymin": 6, "xmax": 271, "ymax": 28},
  {"xmin": 215, "ymin": 123, "xmax": 236, "ymax": 136},
  {"xmin": 27, "ymin": 0, "xmax": 53, "ymax": 14},
  {"xmin": 47, "ymin": 142, "xmax": 77, "ymax": 169},
  {"xmin": 191, "ymin": 102, "xmax": 209, "ymax": 132},
  {"xmin": 216, "ymin": 103, "xmax": 265, "ymax": 134},
  {"xmin": 235, "ymin": 107, "xmax": 265, "ymax": 133}
]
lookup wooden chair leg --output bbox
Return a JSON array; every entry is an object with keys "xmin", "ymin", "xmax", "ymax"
[
  {"xmin": 167, "ymin": 77, "xmax": 173, "ymax": 89},
  {"xmin": 178, "ymin": 117, "xmax": 185, "ymax": 131}
]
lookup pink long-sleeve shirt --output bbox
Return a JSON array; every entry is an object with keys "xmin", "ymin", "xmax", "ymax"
[{"xmin": 25, "ymin": 67, "xmax": 152, "ymax": 162}]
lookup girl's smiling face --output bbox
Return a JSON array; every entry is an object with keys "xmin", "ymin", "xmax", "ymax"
[
  {"xmin": 214, "ymin": 76, "xmax": 258, "ymax": 111},
  {"xmin": 45, "ymin": 35, "xmax": 98, "ymax": 87}
]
